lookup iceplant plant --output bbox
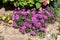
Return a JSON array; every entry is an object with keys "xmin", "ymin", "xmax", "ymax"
[{"xmin": 12, "ymin": 7, "xmax": 55, "ymax": 36}]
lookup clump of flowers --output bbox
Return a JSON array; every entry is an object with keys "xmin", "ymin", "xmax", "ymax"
[
  {"xmin": 0, "ymin": 14, "xmax": 12, "ymax": 24},
  {"xmin": 12, "ymin": 7, "xmax": 55, "ymax": 36}
]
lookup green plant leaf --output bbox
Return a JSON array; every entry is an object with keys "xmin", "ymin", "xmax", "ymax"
[
  {"xmin": 36, "ymin": 3, "xmax": 41, "ymax": 9},
  {"xmin": 3, "ymin": 0, "xmax": 8, "ymax": 3},
  {"xmin": 10, "ymin": 0, "xmax": 14, "ymax": 1},
  {"xmin": 14, "ymin": 1, "xmax": 20, "ymax": 7},
  {"xmin": 0, "ymin": 36, "xmax": 4, "ymax": 40},
  {"xmin": 14, "ymin": 2, "xmax": 17, "ymax": 7},
  {"xmin": 23, "ymin": 2, "xmax": 27, "ymax": 5},
  {"xmin": 39, "ymin": 7, "xmax": 42, "ymax": 11},
  {"xmin": 39, "ymin": 0, "xmax": 44, "ymax": 2},
  {"xmin": 30, "ymin": 4, "xmax": 33, "ymax": 7}
]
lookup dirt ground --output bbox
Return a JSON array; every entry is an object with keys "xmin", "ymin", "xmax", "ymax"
[{"xmin": 0, "ymin": 8, "xmax": 60, "ymax": 40}]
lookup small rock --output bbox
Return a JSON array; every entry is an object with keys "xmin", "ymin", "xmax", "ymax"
[{"xmin": 57, "ymin": 35, "xmax": 60, "ymax": 40}]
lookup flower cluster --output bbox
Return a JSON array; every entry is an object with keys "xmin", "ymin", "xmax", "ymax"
[
  {"xmin": 12, "ymin": 7, "xmax": 55, "ymax": 36},
  {"xmin": 0, "ymin": 14, "xmax": 12, "ymax": 24}
]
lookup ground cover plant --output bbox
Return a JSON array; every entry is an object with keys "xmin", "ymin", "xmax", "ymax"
[
  {"xmin": 12, "ymin": 7, "xmax": 55, "ymax": 36},
  {"xmin": 0, "ymin": 0, "xmax": 59, "ymax": 36},
  {"xmin": 1, "ymin": 0, "xmax": 50, "ymax": 10}
]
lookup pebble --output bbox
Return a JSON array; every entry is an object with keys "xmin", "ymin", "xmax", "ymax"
[{"xmin": 57, "ymin": 35, "xmax": 60, "ymax": 40}]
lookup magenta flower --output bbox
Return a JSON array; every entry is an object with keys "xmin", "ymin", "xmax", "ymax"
[
  {"xmin": 43, "ymin": 15, "xmax": 48, "ymax": 20},
  {"xmin": 26, "ymin": 9, "xmax": 30, "ymax": 14},
  {"xmin": 45, "ymin": 11, "xmax": 51, "ymax": 17},
  {"xmin": 21, "ymin": 26, "xmax": 26, "ymax": 30},
  {"xmin": 38, "ymin": 14, "xmax": 43, "ymax": 18},
  {"xmin": 23, "ymin": 22, "xmax": 32, "ymax": 28},
  {"xmin": 33, "ymin": 8, "xmax": 36, "ymax": 11},
  {"xmin": 38, "ymin": 10, "xmax": 44, "ymax": 14},
  {"xmin": 26, "ymin": 23, "xmax": 32, "ymax": 28},
  {"xmin": 43, "ymin": 1, "xmax": 48, "ymax": 6},
  {"xmin": 12, "ymin": 15, "xmax": 15, "ymax": 20},
  {"xmin": 13, "ymin": 11, "xmax": 17, "ymax": 14},
  {"xmin": 14, "ymin": 8, "xmax": 17, "ymax": 11},
  {"xmin": 12, "ymin": 7, "xmax": 56, "ymax": 35},
  {"xmin": 34, "ymin": 23, "xmax": 41, "ymax": 28},
  {"xmin": 40, "ymin": 27, "xmax": 46, "ymax": 32},
  {"xmin": 17, "ymin": 7, "xmax": 20, "ymax": 10},
  {"xmin": 47, "ymin": 13, "xmax": 51, "ymax": 17},
  {"xmin": 32, "ymin": 26, "xmax": 35, "ymax": 30},
  {"xmin": 12, "ymin": 21, "xmax": 18, "ymax": 28},
  {"xmin": 15, "ymin": 15, "xmax": 20, "ymax": 20},
  {"xmin": 31, "ymin": 17, "xmax": 38, "ymax": 24},
  {"xmin": 30, "ymin": 31, "xmax": 36, "ymax": 36},
  {"xmin": 17, "ymin": 11, "xmax": 21, "ymax": 15},
  {"xmin": 34, "ymin": 14, "xmax": 39, "ymax": 18},
  {"xmin": 32, "ymin": 11, "xmax": 36, "ymax": 15},
  {"xmin": 21, "ymin": 11, "xmax": 27, "ymax": 15},
  {"xmin": 22, "ymin": 16, "xmax": 26, "ymax": 19},
  {"xmin": 42, "ymin": 8, "xmax": 46, "ymax": 11},
  {"xmin": 40, "ymin": 19, "xmax": 45, "ymax": 23},
  {"xmin": 27, "ymin": 19, "xmax": 31, "ymax": 22},
  {"xmin": 46, "ymin": 6, "xmax": 50, "ymax": 9},
  {"xmin": 44, "ymin": 23, "xmax": 48, "ymax": 27},
  {"xmin": 21, "ymin": 29, "xmax": 26, "ymax": 34},
  {"xmin": 51, "ymin": 14, "xmax": 54, "ymax": 17},
  {"xmin": 52, "ymin": 19, "xmax": 55, "ymax": 23},
  {"xmin": 32, "ymin": 8, "xmax": 36, "ymax": 11},
  {"xmin": 23, "ymin": 22, "xmax": 27, "ymax": 26}
]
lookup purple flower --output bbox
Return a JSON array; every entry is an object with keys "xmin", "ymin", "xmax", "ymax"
[
  {"xmin": 52, "ymin": 19, "xmax": 55, "ymax": 23},
  {"xmin": 12, "ymin": 15, "xmax": 15, "ymax": 20},
  {"xmin": 38, "ymin": 10, "xmax": 44, "ymax": 14},
  {"xmin": 35, "ymin": 23, "xmax": 41, "ymax": 28},
  {"xmin": 40, "ymin": 19, "xmax": 45, "ymax": 23},
  {"xmin": 51, "ymin": 14, "xmax": 54, "ymax": 17},
  {"xmin": 21, "ymin": 26, "xmax": 26, "ymax": 30},
  {"xmin": 23, "ymin": 22, "xmax": 27, "ymax": 26},
  {"xmin": 17, "ymin": 7, "xmax": 20, "ymax": 10},
  {"xmin": 42, "ymin": 8, "xmax": 46, "ymax": 11},
  {"xmin": 21, "ymin": 29, "xmax": 26, "ymax": 34},
  {"xmin": 44, "ymin": 23, "xmax": 48, "ymax": 27},
  {"xmin": 32, "ymin": 8, "xmax": 36, "ymax": 11},
  {"xmin": 27, "ymin": 19, "xmax": 31, "ymax": 22},
  {"xmin": 26, "ymin": 9, "xmax": 30, "ymax": 14},
  {"xmin": 43, "ymin": 15, "xmax": 48, "ymax": 20},
  {"xmin": 40, "ymin": 27, "xmax": 46, "ymax": 32},
  {"xmin": 12, "ymin": 7, "xmax": 56, "ymax": 35},
  {"xmin": 22, "ymin": 16, "xmax": 26, "ymax": 19},
  {"xmin": 32, "ymin": 26, "xmax": 35, "ymax": 30},
  {"xmin": 32, "ymin": 11, "xmax": 36, "ymax": 15},
  {"xmin": 46, "ymin": 6, "xmax": 50, "ymax": 9},
  {"xmin": 13, "ymin": 11, "xmax": 17, "ymax": 14},
  {"xmin": 38, "ymin": 14, "xmax": 43, "ymax": 18},
  {"xmin": 26, "ymin": 23, "xmax": 32, "ymax": 28},
  {"xmin": 31, "ymin": 17, "xmax": 38, "ymax": 24},
  {"xmin": 12, "ymin": 21, "xmax": 18, "ymax": 28},
  {"xmin": 15, "ymin": 15, "xmax": 20, "ymax": 20},
  {"xmin": 30, "ymin": 31, "xmax": 36, "ymax": 36},
  {"xmin": 45, "ymin": 10, "xmax": 51, "ymax": 17},
  {"xmin": 21, "ymin": 11, "xmax": 27, "ymax": 15},
  {"xmin": 23, "ymin": 22, "xmax": 32, "ymax": 28},
  {"xmin": 14, "ymin": 8, "xmax": 17, "ymax": 11},
  {"xmin": 33, "ymin": 14, "xmax": 39, "ymax": 18},
  {"xmin": 17, "ymin": 11, "xmax": 21, "ymax": 15}
]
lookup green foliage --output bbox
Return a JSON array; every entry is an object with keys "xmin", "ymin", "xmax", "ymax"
[
  {"xmin": 2, "ymin": 0, "xmax": 45, "ymax": 10},
  {"xmin": 3, "ymin": 0, "xmax": 14, "ymax": 3},
  {"xmin": 47, "ymin": 0, "xmax": 60, "ymax": 21},
  {"xmin": 0, "ymin": 36, "xmax": 4, "ymax": 40},
  {"xmin": 26, "ymin": 28, "xmax": 31, "ymax": 33}
]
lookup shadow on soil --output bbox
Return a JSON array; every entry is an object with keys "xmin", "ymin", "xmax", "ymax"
[{"xmin": 0, "ymin": 1, "xmax": 15, "ymax": 11}]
